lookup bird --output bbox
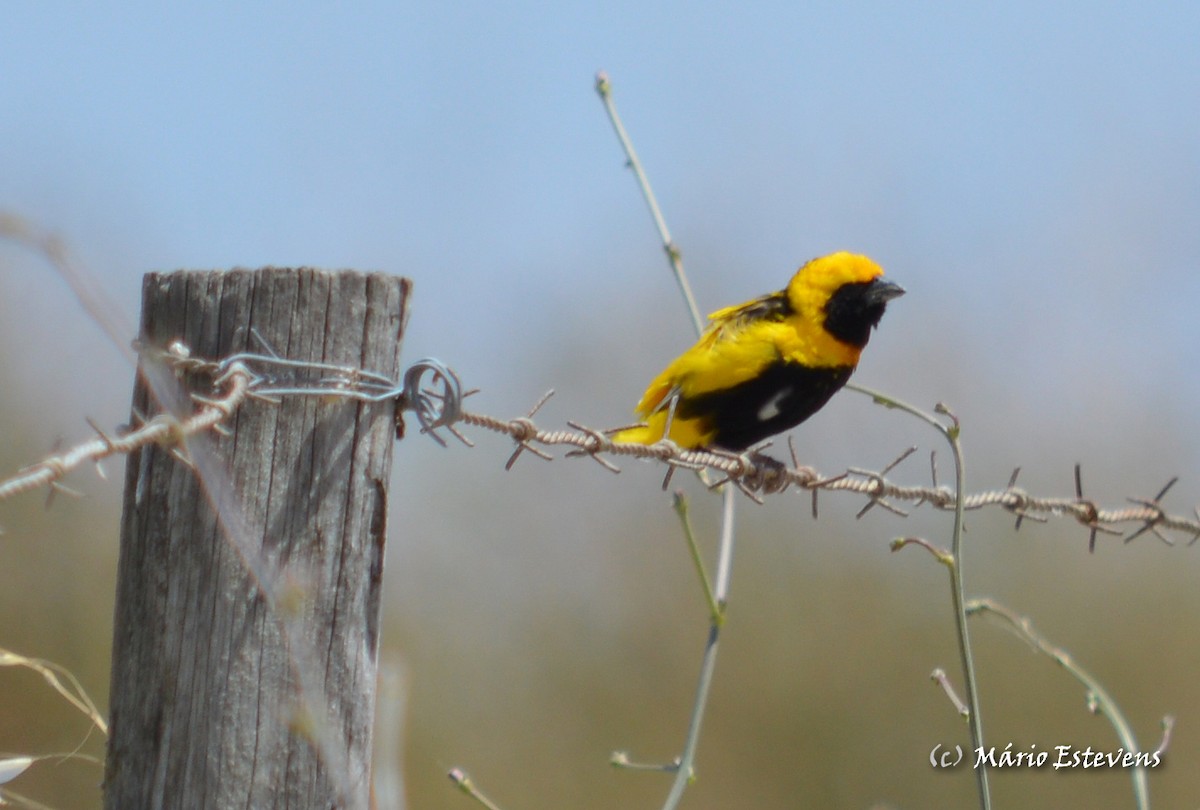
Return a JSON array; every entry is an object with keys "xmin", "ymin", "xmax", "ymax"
[{"xmin": 612, "ymin": 251, "xmax": 903, "ymax": 452}]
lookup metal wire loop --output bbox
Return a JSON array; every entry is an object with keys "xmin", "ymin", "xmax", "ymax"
[
  {"xmin": 399, "ymin": 358, "xmax": 464, "ymax": 445},
  {"xmin": 215, "ymin": 351, "xmax": 404, "ymax": 402}
]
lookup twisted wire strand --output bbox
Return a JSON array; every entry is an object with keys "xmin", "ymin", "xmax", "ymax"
[
  {"xmin": 456, "ymin": 407, "xmax": 1200, "ymax": 545},
  {"xmin": 0, "ymin": 362, "xmax": 252, "ymax": 502}
]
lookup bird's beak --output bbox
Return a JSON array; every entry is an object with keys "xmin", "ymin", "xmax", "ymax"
[{"xmin": 867, "ymin": 278, "xmax": 905, "ymax": 304}]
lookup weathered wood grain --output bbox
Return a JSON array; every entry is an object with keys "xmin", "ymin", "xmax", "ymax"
[{"xmin": 105, "ymin": 269, "xmax": 409, "ymax": 809}]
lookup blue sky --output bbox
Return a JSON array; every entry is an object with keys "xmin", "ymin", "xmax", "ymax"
[
  {"xmin": 4, "ymin": 6, "xmax": 1200, "ymax": 807},
  {"xmin": 4, "ymin": 2, "xmax": 1199, "ymax": 458}
]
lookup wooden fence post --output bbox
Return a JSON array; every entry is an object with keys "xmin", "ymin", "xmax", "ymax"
[{"xmin": 104, "ymin": 269, "xmax": 409, "ymax": 809}]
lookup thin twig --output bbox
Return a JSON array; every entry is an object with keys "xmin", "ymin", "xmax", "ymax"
[
  {"xmin": 596, "ymin": 70, "xmax": 738, "ymax": 810},
  {"xmin": 967, "ymin": 598, "xmax": 1159, "ymax": 810},
  {"xmin": 0, "ymin": 647, "xmax": 108, "ymax": 735},
  {"xmin": 0, "ymin": 212, "xmax": 135, "ymax": 364},
  {"xmin": 672, "ymin": 492, "xmax": 721, "ymax": 622},
  {"xmin": 447, "ymin": 768, "xmax": 507, "ymax": 810},
  {"xmin": 595, "ymin": 73, "xmax": 704, "ymax": 336},
  {"xmin": 930, "ymin": 668, "xmax": 970, "ymax": 717},
  {"xmin": 855, "ymin": 387, "xmax": 990, "ymax": 809}
]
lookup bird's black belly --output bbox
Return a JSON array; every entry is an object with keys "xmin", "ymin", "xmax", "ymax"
[{"xmin": 679, "ymin": 361, "xmax": 854, "ymax": 451}]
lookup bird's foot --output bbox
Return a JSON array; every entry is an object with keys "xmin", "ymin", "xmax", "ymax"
[{"xmin": 743, "ymin": 449, "xmax": 790, "ymax": 494}]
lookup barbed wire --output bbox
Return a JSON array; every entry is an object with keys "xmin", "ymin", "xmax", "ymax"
[
  {"xmin": 455, "ymin": 402, "xmax": 1200, "ymax": 547},
  {"xmin": 0, "ymin": 344, "xmax": 251, "ymax": 503},
  {"xmin": 2, "ymin": 346, "xmax": 1198, "ymax": 549}
]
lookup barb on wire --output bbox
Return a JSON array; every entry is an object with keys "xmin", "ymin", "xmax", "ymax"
[
  {"xmin": 450, "ymin": 396, "xmax": 1200, "ymax": 547},
  {"xmin": 0, "ymin": 348, "xmax": 253, "ymax": 502}
]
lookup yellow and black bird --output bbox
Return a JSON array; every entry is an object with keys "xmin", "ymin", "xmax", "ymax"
[{"xmin": 614, "ymin": 252, "xmax": 903, "ymax": 452}]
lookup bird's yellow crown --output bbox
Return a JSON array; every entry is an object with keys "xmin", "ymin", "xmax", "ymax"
[{"xmin": 784, "ymin": 251, "xmax": 885, "ymax": 315}]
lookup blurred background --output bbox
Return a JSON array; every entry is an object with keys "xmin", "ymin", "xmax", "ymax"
[{"xmin": 2, "ymin": 3, "xmax": 1199, "ymax": 808}]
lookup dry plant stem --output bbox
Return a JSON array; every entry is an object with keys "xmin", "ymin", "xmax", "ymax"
[
  {"xmin": 0, "ymin": 787, "xmax": 48, "ymax": 810},
  {"xmin": 1155, "ymin": 716, "xmax": 1175, "ymax": 756},
  {"xmin": 596, "ymin": 71, "xmax": 736, "ymax": 810},
  {"xmin": 373, "ymin": 661, "xmax": 408, "ymax": 810},
  {"xmin": 673, "ymin": 493, "xmax": 721, "ymax": 622},
  {"xmin": 930, "ymin": 668, "xmax": 970, "ymax": 717},
  {"xmin": 661, "ymin": 490, "xmax": 737, "ymax": 809},
  {"xmin": 447, "ymin": 769, "xmax": 506, "ymax": 810},
  {"xmin": 852, "ymin": 383, "xmax": 991, "ymax": 810},
  {"xmin": 713, "ymin": 486, "xmax": 737, "ymax": 604},
  {"xmin": 0, "ymin": 212, "xmax": 135, "ymax": 364},
  {"xmin": 967, "ymin": 598, "xmax": 1153, "ymax": 810},
  {"xmin": 0, "ymin": 648, "xmax": 108, "ymax": 735},
  {"xmin": 594, "ymin": 73, "xmax": 704, "ymax": 334}
]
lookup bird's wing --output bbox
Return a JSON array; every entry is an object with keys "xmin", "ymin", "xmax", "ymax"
[
  {"xmin": 704, "ymin": 289, "xmax": 790, "ymax": 338},
  {"xmin": 632, "ymin": 289, "xmax": 791, "ymax": 417}
]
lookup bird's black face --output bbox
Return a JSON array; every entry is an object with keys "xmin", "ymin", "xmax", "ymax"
[{"xmin": 822, "ymin": 277, "xmax": 905, "ymax": 348}]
